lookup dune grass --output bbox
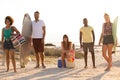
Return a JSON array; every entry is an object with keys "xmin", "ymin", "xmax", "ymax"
[{"xmin": 44, "ymin": 48, "xmax": 84, "ymax": 59}]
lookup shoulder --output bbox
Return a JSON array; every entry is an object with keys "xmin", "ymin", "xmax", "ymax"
[
  {"xmin": 32, "ymin": 20, "xmax": 35, "ymax": 23},
  {"xmin": 2, "ymin": 27, "xmax": 5, "ymax": 31},
  {"xmin": 40, "ymin": 20, "xmax": 45, "ymax": 23},
  {"xmin": 11, "ymin": 26, "xmax": 16, "ymax": 29},
  {"xmin": 69, "ymin": 41, "xmax": 72, "ymax": 44},
  {"xmin": 80, "ymin": 26, "xmax": 84, "ymax": 29},
  {"xmin": 103, "ymin": 23, "xmax": 106, "ymax": 26},
  {"xmin": 2, "ymin": 27, "xmax": 5, "ymax": 29},
  {"xmin": 88, "ymin": 26, "xmax": 94, "ymax": 30},
  {"xmin": 110, "ymin": 22, "xmax": 113, "ymax": 25},
  {"xmin": 88, "ymin": 26, "xmax": 93, "ymax": 28},
  {"xmin": 61, "ymin": 41, "xmax": 64, "ymax": 46},
  {"xmin": 80, "ymin": 26, "xmax": 84, "ymax": 30}
]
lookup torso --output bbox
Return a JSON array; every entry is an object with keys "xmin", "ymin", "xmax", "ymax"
[
  {"xmin": 103, "ymin": 23, "xmax": 112, "ymax": 36},
  {"xmin": 62, "ymin": 42, "xmax": 71, "ymax": 50},
  {"xmin": 32, "ymin": 20, "xmax": 45, "ymax": 38},
  {"xmin": 3, "ymin": 27, "xmax": 12, "ymax": 40},
  {"xmin": 80, "ymin": 26, "xmax": 93, "ymax": 43}
]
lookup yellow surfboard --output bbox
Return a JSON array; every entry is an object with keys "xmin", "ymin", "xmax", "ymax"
[{"xmin": 112, "ymin": 16, "xmax": 118, "ymax": 54}]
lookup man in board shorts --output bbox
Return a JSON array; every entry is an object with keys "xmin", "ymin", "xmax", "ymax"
[
  {"xmin": 32, "ymin": 11, "xmax": 46, "ymax": 68},
  {"xmin": 80, "ymin": 18, "xmax": 96, "ymax": 68}
]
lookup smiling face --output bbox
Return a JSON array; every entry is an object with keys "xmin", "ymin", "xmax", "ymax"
[
  {"xmin": 5, "ymin": 16, "xmax": 14, "ymax": 26},
  {"xmin": 5, "ymin": 19, "xmax": 11, "ymax": 26}
]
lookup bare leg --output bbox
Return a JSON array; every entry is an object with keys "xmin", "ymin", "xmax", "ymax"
[
  {"xmin": 10, "ymin": 50, "xmax": 17, "ymax": 72},
  {"xmin": 39, "ymin": 52, "xmax": 46, "ymax": 68},
  {"xmin": 5, "ymin": 50, "xmax": 10, "ymax": 72},
  {"xmin": 91, "ymin": 51, "xmax": 96, "ymax": 68},
  {"xmin": 2, "ymin": 51, "xmax": 5, "ymax": 66},
  {"xmin": 102, "ymin": 45, "xmax": 109, "ymax": 63},
  {"xmin": 61, "ymin": 52, "xmax": 65, "ymax": 68},
  {"xmin": 34, "ymin": 53, "xmax": 39, "ymax": 68},
  {"xmin": 106, "ymin": 44, "xmax": 113, "ymax": 70},
  {"xmin": 84, "ymin": 51, "xmax": 88, "ymax": 68}
]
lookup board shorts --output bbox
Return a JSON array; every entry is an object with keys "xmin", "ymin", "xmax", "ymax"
[
  {"xmin": 4, "ymin": 39, "xmax": 15, "ymax": 50},
  {"xmin": 103, "ymin": 35, "xmax": 114, "ymax": 45},
  {"xmin": 32, "ymin": 38, "xmax": 44, "ymax": 53},
  {"xmin": 83, "ymin": 42, "xmax": 94, "ymax": 52}
]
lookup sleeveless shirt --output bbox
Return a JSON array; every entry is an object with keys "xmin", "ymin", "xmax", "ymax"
[
  {"xmin": 3, "ymin": 28, "xmax": 12, "ymax": 40},
  {"xmin": 103, "ymin": 23, "xmax": 112, "ymax": 36}
]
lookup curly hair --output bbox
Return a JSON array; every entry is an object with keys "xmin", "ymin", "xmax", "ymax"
[{"xmin": 5, "ymin": 16, "xmax": 14, "ymax": 25}]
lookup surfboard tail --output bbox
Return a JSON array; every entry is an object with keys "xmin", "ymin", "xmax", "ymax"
[{"xmin": 112, "ymin": 16, "xmax": 118, "ymax": 54}]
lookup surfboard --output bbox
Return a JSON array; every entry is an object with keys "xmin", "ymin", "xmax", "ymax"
[
  {"xmin": 20, "ymin": 13, "xmax": 32, "ymax": 68},
  {"xmin": 22, "ymin": 13, "xmax": 32, "ymax": 37},
  {"xmin": 112, "ymin": 16, "xmax": 118, "ymax": 54}
]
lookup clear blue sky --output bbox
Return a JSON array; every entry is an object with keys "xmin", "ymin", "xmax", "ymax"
[{"xmin": 0, "ymin": 0, "xmax": 120, "ymax": 46}]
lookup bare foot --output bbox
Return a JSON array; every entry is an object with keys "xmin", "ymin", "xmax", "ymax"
[
  {"xmin": 6, "ymin": 70, "xmax": 9, "ymax": 72},
  {"xmin": 42, "ymin": 64, "xmax": 46, "ymax": 69},
  {"xmin": 93, "ymin": 66, "xmax": 96, "ymax": 68},
  {"xmin": 84, "ymin": 66, "xmax": 88, "ymax": 68},
  {"xmin": 104, "ymin": 67, "xmax": 110, "ymax": 71},
  {"xmin": 6, "ymin": 69, "xmax": 9, "ymax": 72},
  {"xmin": 34, "ymin": 65, "xmax": 39, "ymax": 69},
  {"xmin": 14, "ymin": 70, "xmax": 17, "ymax": 73}
]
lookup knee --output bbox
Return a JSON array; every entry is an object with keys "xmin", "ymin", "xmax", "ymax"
[
  {"xmin": 11, "ymin": 55, "xmax": 15, "ymax": 60},
  {"xmin": 102, "ymin": 53, "xmax": 106, "ymax": 58},
  {"xmin": 6, "ymin": 54, "xmax": 9, "ymax": 59}
]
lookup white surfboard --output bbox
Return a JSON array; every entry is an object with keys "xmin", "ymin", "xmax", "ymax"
[
  {"xmin": 20, "ymin": 13, "xmax": 32, "ymax": 68},
  {"xmin": 22, "ymin": 13, "xmax": 32, "ymax": 37},
  {"xmin": 112, "ymin": 16, "xmax": 118, "ymax": 54}
]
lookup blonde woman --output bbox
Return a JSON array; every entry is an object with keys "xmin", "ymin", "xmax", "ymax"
[{"xmin": 99, "ymin": 13, "xmax": 114, "ymax": 71}]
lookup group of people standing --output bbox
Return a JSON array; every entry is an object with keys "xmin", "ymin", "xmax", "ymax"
[
  {"xmin": 1, "ymin": 11, "xmax": 115, "ymax": 72},
  {"xmin": 62, "ymin": 13, "xmax": 115, "ymax": 71},
  {"xmin": 1, "ymin": 11, "xmax": 46, "ymax": 72}
]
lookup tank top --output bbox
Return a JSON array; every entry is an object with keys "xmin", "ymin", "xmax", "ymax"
[
  {"xmin": 3, "ymin": 27, "xmax": 12, "ymax": 40},
  {"xmin": 103, "ymin": 23, "xmax": 112, "ymax": 36},
  {"xmin": 62, "ymin": 42, "xmax": 71, "ymax": 50}
]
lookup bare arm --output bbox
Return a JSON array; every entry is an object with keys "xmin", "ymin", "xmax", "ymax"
[
  {"xmin": 61, "ymin": 42, "xmax": 64, "ymax": 51},
  {"xmin": 99, "ymin": 33, "xmax": 103, "ymax": 45},
  {"xmin": 92, "ymin": 30, "xmax": 95, "ymax": 44},
  {"xmin": 99, "ymin": 24, "xmax": 104, "ymax": 45},
  {"xmin": 80, "ymin": 31, "xmax": 83, "ymax": 48},
  {"xmin": 1, "ymin": 28, "xmax": 4, "ymax": 42},
  {"xmin": 42, "ymin": 26, "xmax": 46, "ymax": 39},
  {"xmin": 12, "ymin": 26, "xmax": 20, "ymax": 35},
  {"xmin": 69, "ymin": 42, "xmax": 72, "ymax": 50},
  {"xmin": 1, "ymin": 28, "xmax": 4, "ymax": 49}
]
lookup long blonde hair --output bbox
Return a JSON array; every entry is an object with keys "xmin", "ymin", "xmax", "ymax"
[{"xmin": 104, "ymin": 13, "xmax": 111, "ymax": 23}]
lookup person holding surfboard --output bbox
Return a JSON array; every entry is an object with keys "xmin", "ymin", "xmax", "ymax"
[
  {"xmin": 80, "ymin": 18, "xmax": 96, "ymax": 68},
  {"xmin": 1, "ymin": 16, "xmax": 20, "ymax": 72},
  {"xmin": 32, "ymin": 11, "xmax": 46, "ymax": 68},
  {"xmin": 99, "ymin": 13, "xmax": 114, "ymax": 71}
]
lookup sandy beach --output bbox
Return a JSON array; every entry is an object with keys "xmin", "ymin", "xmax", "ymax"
[{"xmin": 0, "ymin": 47, "xmax": 120, "ymax": 80}]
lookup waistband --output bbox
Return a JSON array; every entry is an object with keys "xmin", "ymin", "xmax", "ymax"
[{"xmin": 5, "ymin": 39, "xmax": 11, "ymax": 41}]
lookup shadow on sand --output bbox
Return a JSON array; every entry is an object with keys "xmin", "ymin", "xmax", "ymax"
[
  {"xmin": 86, "ymin": 71, "xmax": 108, "ymax": 80},
  {"xmin": 15, "ymin": 68, "xmax": 85, "ymax": 80}
]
